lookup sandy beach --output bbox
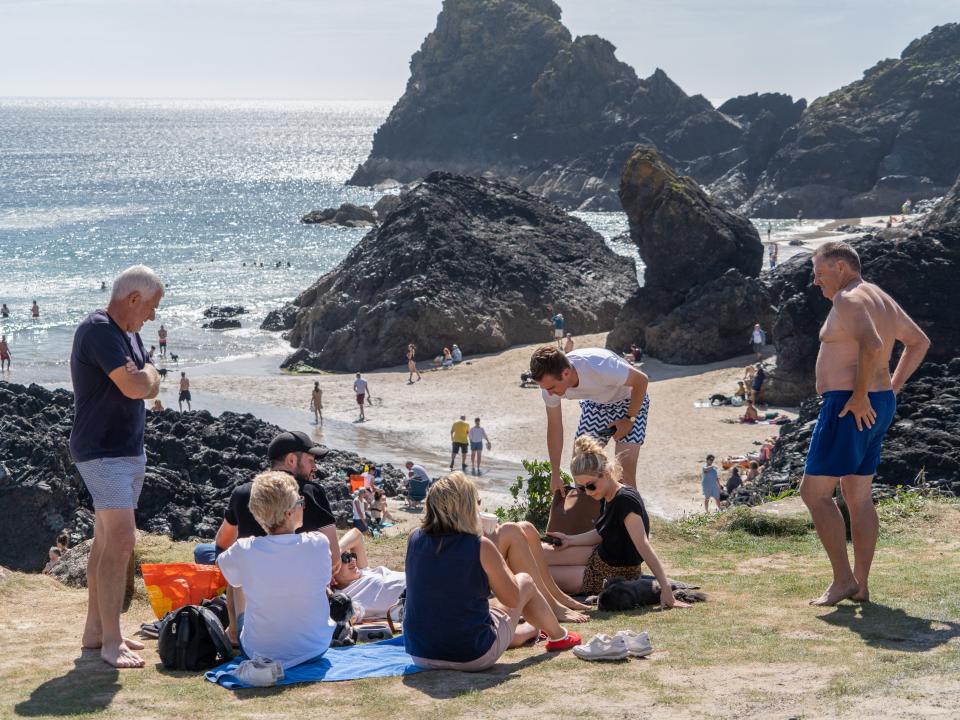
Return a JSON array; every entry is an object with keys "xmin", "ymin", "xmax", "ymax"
[{"xmin": 191, "ymin": 332, "xmax": 794, "ymax": 517}]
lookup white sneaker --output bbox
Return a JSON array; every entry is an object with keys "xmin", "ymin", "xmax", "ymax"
[
  {"xmin": 572, "ymin": 633, "xmax": 629, "ymax": 661},
  {"xmin": 233, "ymin": 656, "xmax": 284, "ymax": 687},
  {"xmin": 616, "ymin": 630, "xmax": 653, "ymax": 658}
]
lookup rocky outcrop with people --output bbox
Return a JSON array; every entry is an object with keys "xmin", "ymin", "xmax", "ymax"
[
  {"xmin": 0, "ymin": 381, "xmax": 405, "ymax": 572},
  {"xmin": 301, "ymin": 202, "xmax": 378, "ymax": 228},
  {"xmin": 279, "ymin": 171, "xmax": 638, "ymax": 371},
  {"xmin": 729, "ymin": 361, "xmax": 960, "ymax": 505},
  {"xmin": 606, "ymin": 148, "xmax": 768, "ymax": 363}
]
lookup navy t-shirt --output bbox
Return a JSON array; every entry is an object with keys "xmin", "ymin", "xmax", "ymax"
[
  {"xmin": 69, "ymin": 310, "xmax": 150, "ymax": 462},
  {"xmin": 224, "ymin": 477, "xmax": 336, "ymax": 538},
  {"xmin": 403, "ymin": 529, "xmax": 496, "ymax": 662}
]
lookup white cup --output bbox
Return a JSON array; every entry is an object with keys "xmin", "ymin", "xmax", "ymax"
[{"xmin": 479, "ymin": 512, "xmax": 498, "ymax": 535}]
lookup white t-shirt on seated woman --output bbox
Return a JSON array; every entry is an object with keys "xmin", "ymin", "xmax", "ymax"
[
  {"xmin": 217, "ymin": 531, "xmax": 335, "ymax": 669},
  {"xmin": 342, "ymin": 566, "xmax": 406, "ymax": 620}
]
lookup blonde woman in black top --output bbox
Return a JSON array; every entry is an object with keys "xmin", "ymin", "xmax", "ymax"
[{"xmin": 544, "ymin": 436, "xmax": 690, "ymax": 609}]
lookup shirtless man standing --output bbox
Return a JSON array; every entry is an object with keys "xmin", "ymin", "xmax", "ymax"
[
  {"xmin": 178, "ymin": 372, "xmax": 191, "ymax": 411},
  {"xmin": 310, "ymin": 381, "xmax": 323, "ymax": 426},
  {"xmin": 0, "ymin": 335, "xmax": 10, "ymax": 371},
  {"xmin": 800, "ymin": 242, "xmax": 929, "ymax": 606}
]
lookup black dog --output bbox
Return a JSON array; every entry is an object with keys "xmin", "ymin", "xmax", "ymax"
[
  {"xmin": 170, "ymin": 353, "xmax": 179, "ymax": 364},
  {"xmin": 157, "ymin": 368, "xmax": 168, "ymax": 379},
  {"xmin": 597, "ymin": 576, "xmax": 707, "ymax": 611}
]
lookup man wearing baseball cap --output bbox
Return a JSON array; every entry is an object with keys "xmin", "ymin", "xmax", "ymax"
[{"xmin": 194, "ymin": 430, "xmax": 340, "ymax": 570}]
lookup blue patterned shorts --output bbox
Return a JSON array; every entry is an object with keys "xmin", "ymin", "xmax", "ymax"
[
  {"xmin": 75, "ymin": 454, "xmax": 147, "ymax": 510},
  {"xmin": 576, "ymin": 395, "xmax": 650, "ymax": 446}
]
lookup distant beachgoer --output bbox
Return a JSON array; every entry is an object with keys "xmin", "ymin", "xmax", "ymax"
[
  {"xmin": 468, "ymin": 417, "xmax": 492, "ymax": 476},
  {"xmin": 151, "ymin": 399, "xmax": 163, "ymax": 412},
  {"xmin": 31, "ymin": 300, "xmax": 40, "ymax": 318},
  {"xmin": 771, "ymin": 243, "xmax": 779, "ymax": 267},
  {"xmin": 407, "ymin": 343, "xmax": 421, "ymax": 383},
  {"xmin": 147, "ymin": 345, "xmax": 156, "ymax": 363},
  {"xmin": 741, "ymin": 401, "xmax": 760, "ymax": 423},
  {"xmin": 0, "ymin": 335, "xmax": 11, "ymax": 371},
  {"xmin": 766, "ymin": 224, "xmax": 771, "ymax": 242},
  {"xmin": 43, "ymin": 547, "xmax": 62, "ymax": 573},
  {"xmin": 100, "ymin": 281, "xmax": 107, "ymax": 291},
  {"xmin": 178, "ymin": 371, "xmax": 191, "ymax": 411},
  {"xmin": 531, "ymin": 346, "xmax": 650, "ymax": 490},
  {"xmin": 351, "ymin": 490, "xmax": 370, "ymax": 534},
  {"xmin": 734, "ymin": 380, "xmax": 747, "ymax": 400},
  {"xmin": 901, "ymin": 199, "xmax": 912, "ymax": 215},
  {"xmin": 551, "ymin": 313, "xmax": 565, "ymax": 348},
  {"xmin": 70, "ymin": 264, "xmax": 163, "ymax": 668},
  {"xmin": 750, "ymin": 363, "xmax": 765, "ymax": 404},
  {"xmin": 1, "ymin": 303, "xmax": 9, "ymax": 318},
  {"xmin": 800, "ymin": 241, "xmax": 929, "ymax": 607},
  {"xmin": 450, "ymin": 415, "xmax": 471, "ymax": 472},
  {"xmin": 627, "ymin": 344, "xmax": 642, "ymax": 364},
  {"xmin": 452, "ymin": 344, "xmax": 463, "ymax": 363},
  {"xmin": 405, "ymin": 461, "xmax": 432, "ymax": 486},
  {"xmin": 725, "ymin": 467, "xmax": 742, "ymax": 496},
  {"xmin": 369, "ymin": 489, "xmax": 397, "ymax": 526},
  {"xmin": 353, "ymin": 373, "xmax": 369, "ymax": 421},
  {"xmin": 701, "ymin": 455, "xmax": 722, "ymax": 512},
  {"xmin": 310, "ymin": 381, "xmax": 323, "ymax": 425},
  {"xmin": 745, "ymin": 461, "xmax": 760, "ymax": 484},
  {"xmin": 750, "ymin": 324, "xmax": 766, "ymax": 361},
  {"xmin": 743, "ymin": 364, "xmax": 756, "ymax": 387},
  {"xmin": 157, "ymin": 324, "xmax": 167, "ymax": 357},
  {"xmin": 797, "ymin": 210, "xmax": 803, "ymax": 223},
  {"xmin": 563, "ymin": 333, "xmax": 574, "ymax": 354}
]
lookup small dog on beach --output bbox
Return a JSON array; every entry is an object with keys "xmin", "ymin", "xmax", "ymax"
[
  {"xmin": 157, "ymin": 368, "xmax": 168, "ymax": 379},
  {"xmin": 170, "ymin": 353, "xmax": 179, "ymax": 364},
  {"xmin": 596, "ymin": 576, "xmax": 707, "ymax": 611}
]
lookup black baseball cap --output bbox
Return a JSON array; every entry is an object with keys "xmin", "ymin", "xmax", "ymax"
[{"xmin": 268, "ymin": 431, "xmax": 329, "ymax": 461}]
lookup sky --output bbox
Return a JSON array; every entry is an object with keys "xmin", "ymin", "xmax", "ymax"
[{"xmin": 0, "ymin": 0, "xmax": 956, "ymax": 104}]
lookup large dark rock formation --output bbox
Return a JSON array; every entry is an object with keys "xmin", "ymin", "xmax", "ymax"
[
  {"xmin": 282, "ymin": 171, "xmax": 638, "ymax": 371},
  {"xmin": 729, "ymin": 361, "xmax": 960, "ymax": 505},
  {"xmin": 347, "ymin": 0, "xmax": 747, "ymax": 210},
  {"xmin": 738, "ymin": 23, "xmax": 960, "ymax": 217},
  {"xmin": 606, "ymin": 148, "xmax": 768, "ymax": 362},
  {"xmin": 0, "ymin": 381, "xmax": 405, "ymax": 572}
]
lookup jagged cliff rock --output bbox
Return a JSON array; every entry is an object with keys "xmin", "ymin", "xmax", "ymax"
[
  {"xmin": 606, "ymin": 148, "xmax": 766, "ymax": 361},
  {"xmin": 282, "ymin": 172, "xmax": 637, "ymax": 370},
  {"xmin": 741, "ymin": 23, "xmax": 960, "ymax": 217}
]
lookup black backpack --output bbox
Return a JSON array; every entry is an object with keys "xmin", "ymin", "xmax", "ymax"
[{"xmin": 158, "ymin": 604, "xmax": 234, "ymax": 671}]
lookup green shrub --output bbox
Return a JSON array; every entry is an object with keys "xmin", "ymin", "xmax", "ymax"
[
  {"xmin": 495, "ymin": 459, "xmax": 570, "ymax": 532},
  {"xmin": 719, "ymin": 507, "xmax": 813, "ymax": 537}
]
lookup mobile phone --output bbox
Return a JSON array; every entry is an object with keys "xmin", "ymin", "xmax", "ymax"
[
  {"xmin": 596, "ymin": 424, "xmax": 616, "ymax": 440},
  {"xmin": 540, "ymin": 535, "xmax": 562, "ymax": 546}
]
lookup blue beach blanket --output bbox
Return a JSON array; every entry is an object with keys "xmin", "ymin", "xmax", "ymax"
[{"xmin": 205, "ymin": 636, "xmax": 426, "ymax": 689}]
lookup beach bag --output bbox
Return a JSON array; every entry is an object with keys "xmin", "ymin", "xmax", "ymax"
[
  {"xmin": 547, "ymin": 486, "xmax": 601, "ymax": 536},
  {"xmin": 386, "ymin": 590, "xmax": 405, "ymax": 635},
  {"xmin": 157, "ymin": 604, "xmax": 233, "ymax": 671},
  {"xmin": 141, "ymin": 562, "xmax": 228, "ymax": 620}
]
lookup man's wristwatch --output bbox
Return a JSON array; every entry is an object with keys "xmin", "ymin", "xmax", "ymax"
[{"xmin": 625, "ymin": 415, "xmax": 636, "ymax": 424}]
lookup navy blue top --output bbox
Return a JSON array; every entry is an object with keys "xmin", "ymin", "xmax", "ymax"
[
  {"xmin": 403, "ymin": 529, "xmax": 496, "ymax": 662},
  {"xmin": 69, "ymin": 310, "xmax": 149, "ymax": 462}
]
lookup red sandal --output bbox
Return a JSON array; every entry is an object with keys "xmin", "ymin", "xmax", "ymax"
[{"xmin": 546, "ymin": 630, "xmax": 582, "ymax": 652}]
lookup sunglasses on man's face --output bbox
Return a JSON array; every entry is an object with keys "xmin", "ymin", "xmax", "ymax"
[
  {"xmin": 575, "ymin": 481, "xmax": 598, "ymax": 493},
  {"xmin": 340, "ymin": 552, "xmax": 358, "ymax": 564}
]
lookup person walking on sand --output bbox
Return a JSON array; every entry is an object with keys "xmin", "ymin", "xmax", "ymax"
[
  {"xmin": 450, "ymin": 415, "xmax": 471, "ymax": 472},
  {"xmin": 407, "ymin": 343, "xmax": 421, "ymax": 383},
  {"xmin": 310, "ymin": 381, "xmax": 323, "ymax": 426},
  {"xmin": 551, "ymin": 312, "xmax": 565, "ymax": 348},
  {"xmin": 70, "ymin": 265, "xmax": 163, "ymax": 668},
  {"xmin": 157, "ymin": 324, "xmax": 167, "ymax": 357},
  {"xmin": 353, "ymin": 372, "xmax": 370, "ymax": 421},
  {"xmin": 31, "ymin": 300, "xmax": 40, "ymax": 319},
  {"xmin": 469, "ymin": 417, "xmax": 492, "ymax": 476},
  {"xmin": 530, "ymin": 346, "xmax": 650, "ymax": 491},
  {"xmin": 0, "ymin": 335, "xmax": 10, "ymax": 372},
  {"xmin": 800, "ymin": 241, "xmax": 929, "ymax": 606},
  {"xmin": 750, "ymin": 323, "xmax": 766, "ymax": 361},
  {"xmin": 178, "ymin": 371, "xmax": 191, "ymax": 411},
  {"xmin": 701, "ymin": 455, "xmax": 722, "ymax": 513},
  {"xmin": 1, "ymin": 303, "xmax": 9, "ymax": 318},
  {"xmin": 563, "ymin": 332, "xmax": 575, "ymax": 354}
]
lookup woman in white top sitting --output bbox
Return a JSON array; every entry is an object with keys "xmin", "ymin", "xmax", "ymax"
[{"xmin": 217, "ymin": 471, "xmax": 335, "ymax": 669}]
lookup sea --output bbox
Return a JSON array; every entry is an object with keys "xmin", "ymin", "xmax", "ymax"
[{"xmin": 0, "ymin": 98, "xmax": 806, "ymax": 384}]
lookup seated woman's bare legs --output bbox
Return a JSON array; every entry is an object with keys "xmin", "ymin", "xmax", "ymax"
[
  {"xmin": 548, "ymin": 565, "xmax": 587, "ymax": 595},
  {"xmin": 491, "ymin": 573, "xmax": 567, "ymax": 647},
  {"xmin": 514, "ymin": 521, "xmax": 590, "ymax": 612},
  {"xmin": 492, "ymin": 524, "xmax": 587, "ymax": 622}
]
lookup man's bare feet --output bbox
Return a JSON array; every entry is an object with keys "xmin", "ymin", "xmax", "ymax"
[
  {"xmin": 100, "ymin": 641, "xmax": 145, "ymax": 668},
  {"xmin": 554, "ymin": 606, "xmax": 589, "ymax": 623},
  {"xmin": 809, "ymin": 580, "xmax": 860, "ymax": 606},
  {"xmin": 82, "ymin": 635, "xmax": 145, "ymax": 651}
]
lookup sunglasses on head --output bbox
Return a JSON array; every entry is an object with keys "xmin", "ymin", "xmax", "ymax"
[
  {"xmin": 575, "ymin": 480, "xmax": 598, "ymax": 492},
  {"xmin": 340, "ymin": 552, "xmax": 357, "ymax": 564}
]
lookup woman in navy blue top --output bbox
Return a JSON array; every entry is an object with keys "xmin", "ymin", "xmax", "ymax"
[{"xmin": 404, "ymin": 472, "xmax": 580, "ymax": 671}]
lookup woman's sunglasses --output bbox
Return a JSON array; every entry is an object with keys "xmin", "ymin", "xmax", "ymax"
[
  {"xmin": 575, "ymin": 481, "xmax": 598, "ymax": 492},
  {"xmin": 287, "ymin": 496, "xmax": 305, "ymax": 512}
]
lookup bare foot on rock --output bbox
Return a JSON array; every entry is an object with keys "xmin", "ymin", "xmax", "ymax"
[
  {"xmin": 101, "ymin": 641, "xmax": 145, "ymax": 668},
  {"xmin": 809, "ymin": 580, "xmax": 860, "ymax": 606}
]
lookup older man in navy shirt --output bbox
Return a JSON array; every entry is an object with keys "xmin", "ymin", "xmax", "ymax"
[{"xmin": 70, "ymin": 265, "xmax": 163, "ymax": 669}]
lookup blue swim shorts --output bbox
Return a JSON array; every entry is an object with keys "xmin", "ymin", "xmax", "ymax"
[{"xmin": 804, "ymin": 390, "xmax": 896, "ymax": 477}]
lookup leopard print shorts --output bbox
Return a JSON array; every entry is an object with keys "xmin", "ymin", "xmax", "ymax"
[{"xmin": 581, "ymin": 546, "xmax": 643, "ymax": 595}]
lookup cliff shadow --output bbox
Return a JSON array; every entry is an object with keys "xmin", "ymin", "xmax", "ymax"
[
  {"xmin": 817, "ymin": 603, "xmax": 960, "ymax": 652},
  {"xmin": 15, "ymin": 651, "xmax": 120, "ymax": 716}
]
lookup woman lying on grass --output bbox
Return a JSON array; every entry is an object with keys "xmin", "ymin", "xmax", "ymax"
[
  {"xmin": 544, "ymin": 436, "xmax": 691, "ymax": 610},
  {"xmin": 403, "ymin": 472, "xmax": 581, "ymax": 671}
]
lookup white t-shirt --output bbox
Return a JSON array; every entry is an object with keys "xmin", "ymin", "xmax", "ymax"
[
  {"xmin": 343, "ymin": 567, "xmax": 406, "ymax": 620},
  {"xmin": 217, "ymin": 532, "xmax": 335, "ymax": 669},
  {"xmin": 751, "ymin": 329, "xmax": 765, "ymax": 344},
  {"xmin": 541, "ymin": 348, "xmax": 632, "ymax": 408},
  {"xmin": 353, "ymin": 378, "xmax": 368, "ymax": 394},
  {"xmin": 468, "ymin": 426, "xmax": 487, "ymax": 443},
  {"xmin": 352, "ymin": 496, "xmax": 366, "ymax": 520}
]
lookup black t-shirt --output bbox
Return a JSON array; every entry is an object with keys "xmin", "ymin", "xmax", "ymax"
[
  {"xmin": 595, "ymin": 486, "xmax": 650, "ymax": 567},
  {"xmin": 224, "ymin": 475, "xmax": 335, "ymax": 539},
  {"xmin": 752, "ymin": 367, "xmax": 765, "ymax": 391}
]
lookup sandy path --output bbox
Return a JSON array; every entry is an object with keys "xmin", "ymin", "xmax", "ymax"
[{"xmin": 196, "ymin": 333, "xmax": 792, "ymax": 517}]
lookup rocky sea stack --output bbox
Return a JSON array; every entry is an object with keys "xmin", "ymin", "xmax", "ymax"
[
  {"xmin": 606, "ymin": 148, "xmax": 771, "ymax": 363},
  {"xmin": 277, "ymin": 171, "xmax": 638, "ymax": 371},
  {"xmin": 0, "ymin": 381, "xmax": 405, "ymax": 572}
]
